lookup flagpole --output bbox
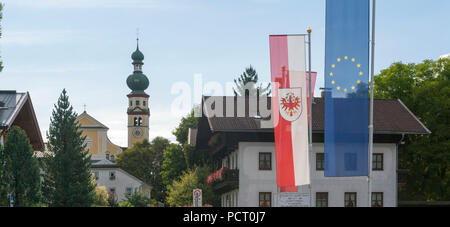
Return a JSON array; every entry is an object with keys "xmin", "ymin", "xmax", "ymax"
[
  {"xmin": 368, "ymin": 0, "xmax": 376, "ymax": 207},
  {"xmin": 307, "ymin": 27, "xmax": 313, "ymax": 207}
]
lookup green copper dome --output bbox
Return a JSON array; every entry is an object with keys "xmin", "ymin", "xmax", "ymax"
[
  {"xmin": 127, "ymin": 72, "xmax": 149, "ymax": 94},
  {"xmin": 131, "ymin": 46, "xmax": 144, "ymax": 62}
]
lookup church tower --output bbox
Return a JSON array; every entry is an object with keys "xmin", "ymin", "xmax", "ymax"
[{"xmin": 126, "ymin": 39, "xmax": 150, "ymax": 148}]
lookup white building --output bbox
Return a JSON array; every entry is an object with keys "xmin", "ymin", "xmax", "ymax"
[
  {"xmin": 91, "ymin": 159, "xmax": 152, "ymax": 202},
  {"xmin": 193, "ymin": 96, "xmax": 430, "ymax": 207}
]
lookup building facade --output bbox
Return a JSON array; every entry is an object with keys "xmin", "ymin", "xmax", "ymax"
[
  {"xmin": 91, "ymin": 159, "xmax": 152, "ymax": 202},
  {"xmin": 193, "ymin": 96, "xmax": 430, "ymax": 207},
  {"xmin": 76, "ymin": 111, "xmax": 124, "ymax": 161}
]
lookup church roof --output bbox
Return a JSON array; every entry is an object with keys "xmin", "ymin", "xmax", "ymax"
[{"xmin": 76, "ymin": 111, "xmax": 109, "ymax": 129}]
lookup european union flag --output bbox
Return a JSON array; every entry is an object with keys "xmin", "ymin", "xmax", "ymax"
[{"xmin": 324, "ymin": 0, "xmax": 370, "ymax": 177}]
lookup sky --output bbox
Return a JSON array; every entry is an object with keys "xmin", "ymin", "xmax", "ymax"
[{"xmin": 0, "ymin": 0, "xmax": 449, "ymax": 147}]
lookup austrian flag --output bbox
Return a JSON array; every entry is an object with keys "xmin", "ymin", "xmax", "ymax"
[{"xmin": 270, "ymin": 35, "xmax": 310, "ymax": 187}]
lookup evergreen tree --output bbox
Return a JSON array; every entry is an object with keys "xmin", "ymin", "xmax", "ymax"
[
  {"xmin": 233, "ymin": 65, "xmax": 271, "ymax": 97},
  {"xmin": 0, "ymin": 126, "xmax": 41, "ymax": 207},
  {"xmin": 0, "ymin": 144, "xmax": 8, "ymax": 206},
  {"xmin": 42, "ymin": 89, "xmax": 95, "ymax": 207}
]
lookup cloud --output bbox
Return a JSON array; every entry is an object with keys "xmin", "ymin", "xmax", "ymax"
[
  {"xmin": 0, "ymin": 29, "xmax": 85, "ymax": 46},
  {"xmin": 3, "ymin": 0, "xmax": 165, "ymax": 9}
]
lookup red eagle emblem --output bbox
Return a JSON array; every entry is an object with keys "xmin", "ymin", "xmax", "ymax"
[{"xmin": 281, "ymin": 93, "xmax": 301, "ymax": 117}]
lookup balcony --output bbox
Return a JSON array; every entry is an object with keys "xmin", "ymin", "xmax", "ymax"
[{"xmin": 207, "ymin": 168, "xmax": 239, "ymax": 194}]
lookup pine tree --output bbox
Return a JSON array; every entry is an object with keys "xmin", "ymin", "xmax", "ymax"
[
  {"xmin": 233, "ymin": 65, "xmax": 271, "ymax": 97},
  {"xmin": 0, "ymin": 144, "xmax": 8, "ymax": 206},
  {"xmin": 0, "ymin": 126, "xmax": 41, "ymax": 207},
  {"xmin": 42, "ymin": 89, "xmax": 95, "ymax": 207}
]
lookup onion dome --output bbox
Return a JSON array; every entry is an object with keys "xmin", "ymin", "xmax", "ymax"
[
  {"xmin": 127, "ymin": 39, "xmax": 149, "ymax": 94},
  {"xmin": 127, "ymin": 72, "xmax": 149, "ymax": 94},
  {"xmin": 131, "ymin": 46, "xmax": 144, "ymax": 63}
]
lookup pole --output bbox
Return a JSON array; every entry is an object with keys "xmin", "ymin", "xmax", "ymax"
[
  {"xmin": 368, "ymin": 0, "xmax": 376, "ymax": 207},
  {"xmin": 307, "ymin": 27, "xmax": 313, "ymax": 207}
]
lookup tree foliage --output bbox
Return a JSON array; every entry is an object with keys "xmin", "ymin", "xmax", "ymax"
[
  {"xmin": 120, "ymin": 189, "xmax": 154, "ymax": 207},
  {"xmin": 42, "ymin": 89, "xmax": 95, "ymax": 207},
  {"xmin": 0, "ymin": 126, "xmax": 41, "ymax": 206},
  {"xmin": 161, "ymin": 144, "xmax": 187, "ymax": 188},
  {"xmin": 172, "ymin": 110, "xmax": 198, "ymax": 145},
  {"xmin": 117, "ymin": 137, "xmax": 170, "ymax": 203},
  {"xmin": 374, "ymin": 59, "xmax": 450, "ymax": 201},
  {"xmin": 93, "ymin": 186, "xmax": 109, "ymax": 207},
  {"xmin": 166, "ymin": 166, "xmax": 219, "ymax": 207},
  {"xmin": 233, "ymin": 65, "xmax": 271, "ymax": 97}
]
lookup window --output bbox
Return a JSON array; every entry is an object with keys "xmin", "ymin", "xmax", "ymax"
[
  {"xmin": 129, "ymin": 101, "xmax": 132, "ymax": 107},
  {"xmin": 134, "ymin": 117, "xmax": 138, "ymax": 126},
  {"xmin": 94, "ymin": 171, "xmax": 99, "ymax": 181},
  {"xmin": 316, "ymin": 192, "xmax": 328, "ymax": 207},
  {"xmin": 259, "ymin": 192, "xmax": 272, "ymax": 207},
  {"xmin": 110, "ymin": 155, "xmax": 115, "ymax": 162},
  {"xmin": 143, "ymin": 101, "xmax": 146, "ymax": 106},
  {"xmin": 373, "ymin": 153, "xmax": 384, "ymax": 171},
  {"xmin": 345, "ymin": 192, "xmax": 357, "ymax": 207},
  {"xmin": 372, "ymin": 192, "xmax": 383, "ymax": 207},
  {"xmin": 109, "ymin": 171, "xmax": 116, "ymax": 181},
  {"xmin": 316, "ymin": 153, "xmax": 325, "ymax": 171},
  {"xmin": 106, "ymin": 154, "xmax": 110, "ymax": 160},
  {"xmin": 259, "ymin": 153, "xmax": 272, "ymax": 171},
  {"xmin": 136, "ymin": 100, "xmax": 140, "ymax": 106},
  {"xmin": 138, "ymin": 117, "xmax": 143, "ymax": 126},
  {"xmin": 126, "ymin": 187, "xmax": 133, "ymax": 196}
]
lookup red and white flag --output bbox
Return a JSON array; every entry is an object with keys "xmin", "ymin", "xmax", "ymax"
[{"xmin": 270, "ymin": 35, "xmax": 310, "ymax": 188}]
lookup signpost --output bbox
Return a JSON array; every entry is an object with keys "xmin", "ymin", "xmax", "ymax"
[
  {"xmin": 193, "ymin": 189, "xmax": 202, "ymax": 207},
  {"xmin": 10, "ymin": 193, "xmax": 14, "ymax": 207}
]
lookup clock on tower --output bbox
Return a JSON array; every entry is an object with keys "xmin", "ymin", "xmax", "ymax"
[{"xmin": 126, "ymin": 38, "xmax": 150, "ymax": 148}]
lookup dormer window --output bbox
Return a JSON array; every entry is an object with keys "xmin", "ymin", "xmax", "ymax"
[
  {"xmin": 130, "ymin": 101, "xmax": 132, "ymax": 107},
  {"xmin": 136, "ymin": 100, "xmax": 140, "ymax": 106},
  {"xmin": 143, "ymin": 101, "xmax": 146, "ymax": 106}
]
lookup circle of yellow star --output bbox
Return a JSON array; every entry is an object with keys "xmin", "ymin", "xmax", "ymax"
[
  {"xmin": 330, "ymin": 72, "xmax": 334, "ymax": 76},
  {"xmin": 332, "ymin": 64, "xmax": 335, "ymax": 68},
  {"xmin": 337, "ymin": 58, "xmax": 341, "ymax": 62},
  {"xmin": 344, "ymin": 56, "xmax": 348, "ymax": 60},
  {"xmin": 337, "ymin": 86, "xmax": 341, "ymax": 91},
  {"xmin": 332, "ymin": 80, "xmax": 335, "ymax": 84}
]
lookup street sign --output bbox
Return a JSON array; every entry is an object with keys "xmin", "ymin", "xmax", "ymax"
[
  {"xmin": 10, "ymin": 193, "xmax": 14, "ymax": 207},
  {"xmin": 193, "ymin": 189, "xmax": 202, "ymax": 207}
]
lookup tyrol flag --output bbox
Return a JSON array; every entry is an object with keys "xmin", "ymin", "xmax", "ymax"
[
  {"xmin": 324, "ymin": 0, "xmax": 370, "ymax": 177},
  {"xmin": 270, "ymin": 35, "xmax": 310, "ymax": 187}
]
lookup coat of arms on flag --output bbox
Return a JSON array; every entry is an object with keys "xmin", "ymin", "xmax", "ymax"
[{"xmin": 278, "ymin": 88, "xmax": 303, "ymax": 122}]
